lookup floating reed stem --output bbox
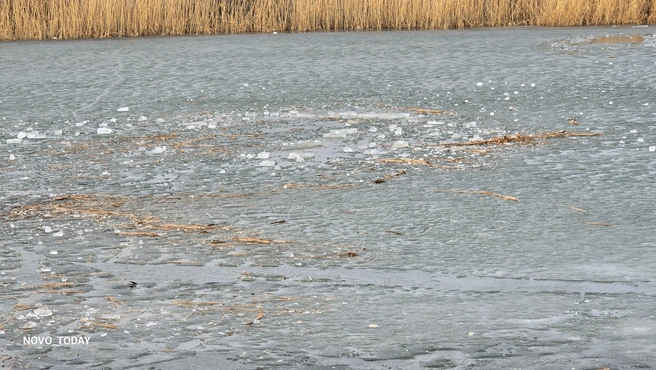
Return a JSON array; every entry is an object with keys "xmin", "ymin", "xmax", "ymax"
[{"xmin": 1, "ymin": 0, "xmax": 655, "ymax": 41}]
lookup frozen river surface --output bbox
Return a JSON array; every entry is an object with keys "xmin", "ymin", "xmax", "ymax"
[{"xmin": 1, "ymin": 26, "xmax": 656, "ymax": 369}]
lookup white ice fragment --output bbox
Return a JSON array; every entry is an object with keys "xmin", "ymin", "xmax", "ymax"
[
  {"xmin": 117, "ymin": 107, "xmax": 129, "ymax": 112},
  {"xmin": 34, "ymin": 308, "xmax": 53, "ymax": 317},
  {"xmin": 75, "ymin": 121, "xmax": 86, "ymax": 127},
  {"xmin": 110, "ymin": 118, "xmax": 117, "ymax": 123},
  {"xmin": 17, "ymin": 132, "xmax": 27, "ymax": 139},
  {"xmin": 156, "ymin": 118, "xmax": 165, "ymax": 123},
  {"xmin": 649, "ymin": 146, "xmax": 655, "ymax": 152},
  {"xmin": 50, "ymin": 251, "xmax": 58, "ymax": 255},
  {"xmin": 245, "ymin": 153, "xmax": 255, "ymax": 159},
  {"xmin": 530, "ymin": 83, "xmax": 536, "ymax": 87},
  {"xmin": 285, "ymin": 141, "xmax": 323, "ymax": 150},
  {"xmin": 53, "ymin": 231, "xmax": 63, "ymax": 237},
  {"xmin": 394, "ymin": 128, "xmax": 402, "ymax": 136},
  {"xmin": 21, "ymin": 322, "xmax": 38, "ymax": 330},
  {"xmin": 609, "ymin": 101, "xmax": 613, "ymax": 105},
  {"xmin": 288, "ymin": 152, "xmax": 308, "ymax": 162},
  {"xmin": 97, "ymin": 127, "xmax": 113, "ymax": 135},
  {"xmin": 514, "ymin": 91, "xmax": 519, "ymax": 94},
  {"xmin": 41, "ymin": 267, "xmax": 51, "ymax": 272},
  {"xmin": 630, "ymin": 130, "xmax": 638, "ymax": 134},
  {"xmin": 54, "ymin": 130, "xmax": 63, "ymax": 135},
  {"xmin": 44, "ymin": 226, "xmax": 53, "ymax": 233},
  {"xmin": 27, "ymin": 132, "xmax": 47, "ymax": 139},
  {"xmin": 504, "ymin": 97, "xmax": 510, "ymax": 100},
  {"xmin": 219, "ymin": 169, "xmax": 226, "ymax": 174},
  {"xmin": 476, "ymin": 82, "xmax": 483, "ymax": 86},
  {"xmin": 638, "ymin": 138, "xmax": 644, "ymax": 142},
  {"xmin": 8, "ymin": 155, "xmax": 15, "ymax": 161},
  {"xmin": 323, "ymin": 128, "xmax": 358, "ymax": 139},
  {"xmin": 146, "ymin": 322, "xmax": 157, "ymax": 327},
  {"xmin": 388, "ymin": 124, "xmax": 398, "ymax": 132},
  {"xmin": 257, "ymin": 151, "xmax": 270, "ymax": 159},
  {"xmin": 151, "ymin": 146, "xmax": 166, "ymax": 154},
  {"xmin": 139, "ymin": 116, "xmax": 147, "ymax": 121},
  {"xmin": 343, "ymin": 146, "xmax": 354, "ymax": 153},
  {"xmin": 259, "ymin": 160, "xmax": 276, "ymax": 167},
  {"xmin": 391, "ymin": 140, "xmax": 409, "ymax": 149},
  {"xmin": 490, "ymin": 112, "xmax": 495, "ymax": 116},
  {"xmin": 323, "ymin": 132, "xmax": 347, "ymax": 139},
  {"xmin": 368, "ymin": 126, "xmax": 378, "ymax": 133}
]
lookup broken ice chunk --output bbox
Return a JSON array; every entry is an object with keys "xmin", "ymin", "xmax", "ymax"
[
  {"xmin": 649, "ymin": 146, "xmax": 655, "ymax": 152},
  {"xmin": 97, "ymin": 128, "xmax": 113, "ymax": 135},
  {"xmin": 343, "ymin": 146, "xmax": 354, "ymax": 153},
  {"xmin": 6, "ymin": 138, "xmax": 22, "ymax": 144},
  {"xmin": 34, "ymin": 307, "xmax": 53, "ymax": 317},
  {"xmin": 151, "ymin": 146, "xmax": 166, "ymax": 154},
  {"xmin": 44, "ymin": 226, "xmax": 53, "ymax": 233},
  {"xmin": 288, "ymin": 153, "xmax": 306, "ymax": 162},
  {"xmin": 259, "ymin": 160, "xmax": 276, "ymax": 167},
  {"xmin": 323, "ymin": 128, "xmax": 358, "ymax": 139},
  {"xmin": 284, "ymin": 140, "xmax": 323, "ymax": 150},
  {"xmin": 257, "ymin": 151, "xmax": 270, "ymax": 159},
  {"xmin": 21, "ymin": 322, "xmax": 37, "ymax": 330},
  {"xmin": 117, "ymin": 107, "xmax": 129, "ymax": 112},
  {"xmin": 323, "ymin": 131, "xmax": 347, "ymax": 139},
  {"xmin": 391, "ymin": 140, "xmax": 409, "ymax": 149}
]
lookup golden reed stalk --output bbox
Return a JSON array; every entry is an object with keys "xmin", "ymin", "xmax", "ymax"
[{"xmin": 1, "ymin": 0, "xmax": 655, "ymax": 40}]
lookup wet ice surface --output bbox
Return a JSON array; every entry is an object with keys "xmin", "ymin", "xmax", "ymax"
[{"xmin": 1, "ymin": 26, "xmax": 656, "ymax": 369}]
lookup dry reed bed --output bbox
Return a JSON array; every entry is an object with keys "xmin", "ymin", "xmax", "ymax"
[{"xmin": 1, "ymin": 0, "xmax": 655, "ymax": 40}]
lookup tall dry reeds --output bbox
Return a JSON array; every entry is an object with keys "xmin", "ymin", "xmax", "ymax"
[{"xmin": 0, "ymin": 0, "xmax": 654, "ymax": 41}]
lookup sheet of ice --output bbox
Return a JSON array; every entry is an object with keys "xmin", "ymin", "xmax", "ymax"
[
  {"xmin": 97, "ymin": 127, "xmax": 113, "ymax": 134},
  {"xmin": 259, "ymin": 160, "xmax": 276, "ymax": 167},
  {"xmin": 117, "ymin": 107, "xmax": 129, "ymax": 112},
  {"xmin": 391, "ymin": 140, "xmax": 409, "ymax": 149},
  {"xmin": 284, "ymin": 141, "xmax": 324, "ymax": 150},
  {"xmin": 323, "ymin": 128, "xmax": 358, "ymax": 139}
]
